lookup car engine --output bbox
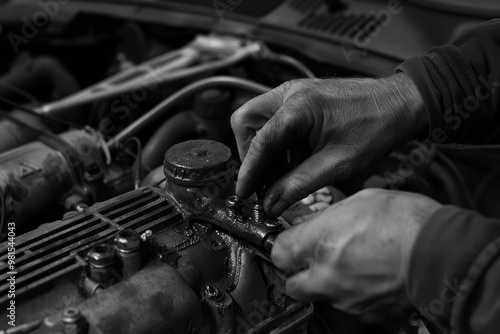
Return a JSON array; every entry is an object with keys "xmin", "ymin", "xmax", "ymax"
[{"xmin": 0, "ymin": 0, "xmax": 499, "ymax": 333}]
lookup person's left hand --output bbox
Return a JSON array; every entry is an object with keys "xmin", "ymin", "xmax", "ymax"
[{"xmin": 271, "ymin": 188, "xmax": 442, "ymax": 323}]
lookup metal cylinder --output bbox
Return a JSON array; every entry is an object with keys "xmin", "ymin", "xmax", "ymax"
[
  {"xmin": 88, "ymin": 243, "xmax": 115, "ymax": 284},
  {"xmin": 114, "ymin": 229, "xmax": 142, "ymax": 278},
  {"xmin": 163, "ymin": 140, "xmax": 236, "ymax": 201},
  {"xmin": 225, "ymin": 195, "xmax": 243, "ymax": 218},
  {"xmin": 251, "ymin": 201, "xmax": 268, "ymax": 223},
  {"xmin": 0, "ymin": 129, "xmax": 103, "ymax": 229}
]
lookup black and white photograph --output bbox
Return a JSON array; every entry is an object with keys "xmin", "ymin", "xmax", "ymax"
[{"xmin": 0, "ymin": 0, "xmax": 498, "ymax": 333}]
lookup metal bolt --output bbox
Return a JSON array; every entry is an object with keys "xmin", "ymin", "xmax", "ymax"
[
  {"xmin": 205, "ymin": 285, "xmax": 222, "ymax": 300},
  {"xmin": 87, "ymin": 243, "xmax": 115, "ymax": 283},
  {"xmin": 87, "ymin": 244, "xmax": 115, "ymax": 268},
  {"xmin": 140, "ymin": 230, "xmax": 153, "ymax": 241},
  {"xmin": 114, "ymin": 229, "xmax": 141, "ymax": 253},
  {"xmin": 61, "ymin": 308, "xmax": 87, "ymax": 334},
  {"xmin": 62, "ymin": 308, "xmax": 81, "ymax": 324},
  {"xmin": 114, "ymin": 229, "xmax": 142, "ymax": 278},
  {"xmin": 251, "ymin": 201, "xmax": 267, "ymax": 223},
  {"xmin": 225, "ymin": 195, "xmax": 243, "ymax": 218}
]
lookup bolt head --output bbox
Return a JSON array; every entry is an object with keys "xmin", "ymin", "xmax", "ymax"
[
  {"xmin": 226, "ymin": 196, "xmax": 243, "ymax": 209},
  {"xmin": 114, "ymin": 229, "xmax": 141, "ymax": 252},
  {"xmin": 62, "ymin": 308, "xmax": 81, "ymax": 324},
  {"xmin": 250, "ymin": 201, "xmax": 264, "ymax": 210},
  {"xmin": 87, "ymin": 244, "xmax": 115, "ymax": 268},
  {"xmin": 205, "ymin": 285, "xmax": 221, "ymax": 300}
]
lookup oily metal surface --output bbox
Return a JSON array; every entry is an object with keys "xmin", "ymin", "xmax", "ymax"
[{"xmin": 164, "ymin": 139, "xmax": 232, "ymax": 186}]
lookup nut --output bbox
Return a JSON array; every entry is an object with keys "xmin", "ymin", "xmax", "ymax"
[
  {"xmin": 205, "ymin": 285, "xmax": 222, "ymax": 300},
  {"xmin": 62, "ymin": 308, "xmax": 81, "ymax": 324},
  {"xmin": 225, "ymin": 195, "xmax": 243, "ymax": 217},
  {"xmin": 61, "ymin": 308, "xmax": 87, "ymax": 334},
  {"xmin": 87, "ymin": 244, "xmax": 115, "ymax": 268},
  {"xmin": 114, "ymin": 229, "xmax": 141, "ymax": 253}
]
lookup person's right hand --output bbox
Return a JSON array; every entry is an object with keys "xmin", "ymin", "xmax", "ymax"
[{"xmin": 231, "ymin": 72, "xmax": 427, "ymax": 217}]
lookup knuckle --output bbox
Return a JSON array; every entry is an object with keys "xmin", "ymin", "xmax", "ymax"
[
  {"xmin": 230, "ymin": 107, "xmax": 246, "ymax": 130},
  {"xmin": 356, "ymin": 188, "xmax": 384, "ymax": 198}
]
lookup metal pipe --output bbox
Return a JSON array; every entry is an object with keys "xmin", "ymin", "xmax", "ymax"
[{"xmin": 107, "ymin": 76, "xmax": 271, "ymax": 147}]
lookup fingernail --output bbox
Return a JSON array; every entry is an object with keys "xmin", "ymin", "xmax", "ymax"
[{"xmin": 270, "ymin": 200, "xmax": 288, "ymax": 217}]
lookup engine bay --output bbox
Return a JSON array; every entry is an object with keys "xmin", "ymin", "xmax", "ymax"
[{"xmin": 0, "ymin": 0, "xmax": 499, "ymax": 333}]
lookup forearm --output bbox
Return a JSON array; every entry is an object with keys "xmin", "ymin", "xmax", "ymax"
[
  {"xmin": 397, "ymin": 19, "xmax": 500, "ymax": 144},
  {"xmin": 407, "ymin": 206, "xmax": 500, "ymax": 333}
]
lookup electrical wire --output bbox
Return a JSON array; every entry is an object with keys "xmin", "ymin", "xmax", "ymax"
[
  {"xmin": 266, "ymin": 53, "xmax": 316, "ymax": 78},
  {"xmin": 0, "ymin": 187, "xmax": 6, "ymax": 243},
  {"xmin": 123, "ymin": 137, "xmax": 143, "ymax": 189},
  {"xmin": 437, "ymin": 143, "xmax": 500, "ymax": 150},
  {"xmin": 39, "ymin": 44, "xmax": 259, "ymax": 115},
  {"xmin": 107, "ymin": 76, "xmax": 271, "ymax": 147}
]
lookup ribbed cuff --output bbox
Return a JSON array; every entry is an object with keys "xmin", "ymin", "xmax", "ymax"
[{"xmin": 407, "ymin": 206, "xmax": 500, "ymax": 333}]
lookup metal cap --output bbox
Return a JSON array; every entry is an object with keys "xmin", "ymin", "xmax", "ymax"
[{"xmin": 164, "ymin": 140, "xmax": 232, "ymax": 187}]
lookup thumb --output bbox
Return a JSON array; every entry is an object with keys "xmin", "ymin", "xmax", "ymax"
[{"xmin": 264, "ymin": 147, "xmax": 356, "ymax": 217}]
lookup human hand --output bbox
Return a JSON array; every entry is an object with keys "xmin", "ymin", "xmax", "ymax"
[
  {"xmin": 271, "ymin": 189, "xmax": 442, "ymax": 323},
  {"xmin": 231, "ymin": 73, "xmax": 426, "ymax": 217}
]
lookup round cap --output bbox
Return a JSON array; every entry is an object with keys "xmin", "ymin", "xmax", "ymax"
[{"xmin": 164, "ymin": 140, "xmax": 232, "ymax": 187}]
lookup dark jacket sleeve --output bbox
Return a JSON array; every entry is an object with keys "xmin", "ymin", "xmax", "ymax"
[
  {"xmin": 398, "ymin": 19, "xmax": 500, "ymax": 333},
  {"xmin": 408, "ymin": 206, "xmax": 500, "ymax": 334},
  {"xmin": 397, "ymin": 19, "xmax": 500, "ymax": 143}
]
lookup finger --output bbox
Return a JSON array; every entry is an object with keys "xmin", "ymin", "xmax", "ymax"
[
  {"xmin": 230, "ymin": 87, "xmax": 285, "ymax": 162},
  {"xmin": 271, "ymin": 217, "xmax": 338, "ymax": 273},
  {"xmin": 285, "ymin": 265, "xmax": 337, "ymax": 302},
  {"xmin": 236, "ymin": 107, "xmax": 310, "ymax": 198},
  {"xmin": 264, "ymin": 147, "xmax": 356, "ymax": 217}
]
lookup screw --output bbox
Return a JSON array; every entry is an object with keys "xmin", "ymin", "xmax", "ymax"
[
  {"xmin": 225, "ymin": 195, "xmax": 244, "ymax": 218},
  {"xmin": 114, "ymin": 229, "xmax": 141, "ymax": 253},
  {"xmin": 205, "ymin": 285, "xmax": 222, "ymax": 300},
  {"xmin": 251, "ymin": 201, "xmax": 268, "ymax": 223}
]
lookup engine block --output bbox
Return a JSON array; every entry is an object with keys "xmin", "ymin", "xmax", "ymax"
[{"xmin": 0, "ymin": 140, "xmax": 312, "ymax": 334}]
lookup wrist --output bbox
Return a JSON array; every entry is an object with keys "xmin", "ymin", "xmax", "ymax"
[{"xmin": 377, "ymin": 72, "xmax": 428, "ymax": 145}]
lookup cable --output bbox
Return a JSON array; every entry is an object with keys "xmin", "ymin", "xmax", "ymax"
[
  {"xmin": 266, "ymin": 53, "xmax": 316, "ymax": 79},
  {"xmin": 0, "ymin": 187, "xmax": 6, "ymax": 243},
  {"xmin": 108, "ymin": 76, "xmax": 271, "ymax": 147},
  {"xmin": 123, "ymin": 137, "xmax": 143, "ymax": 190},
  {"xmin": 40, "ymin": 44, "xmax": 259, "ymax": 115},
  {"xmin": 437, "ymin": 143, "xmax": 500, "ymax": 151}
]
